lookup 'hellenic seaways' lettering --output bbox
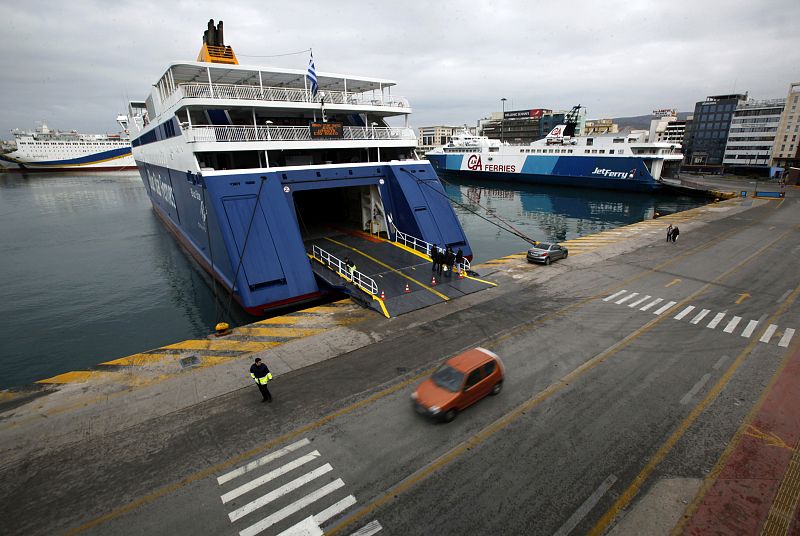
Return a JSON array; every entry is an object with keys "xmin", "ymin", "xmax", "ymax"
[
  {"xmin": 466, "ymin": 154, "xmax": 516, "ymax": 173},
  {"xmin": 147, "ymin": 170, "xmax": 177, "ymax": 208}
]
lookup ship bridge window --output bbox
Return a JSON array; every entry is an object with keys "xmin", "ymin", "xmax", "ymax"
[
  {"xmin": 613, "ymin": 138, "xmax": 624, "ymax": 143},
  {"xmin": 489, "ymin": 147, "xmax": 499, "ymax": 152}
]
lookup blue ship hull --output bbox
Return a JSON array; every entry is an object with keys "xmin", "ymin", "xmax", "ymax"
[
  {"xmin": 427, "ymin": 153, "xmax": 662, "ymax": 193},
  {"xmin": 135, "ymin": 161, "xmax": 471, "ymax": 315}
]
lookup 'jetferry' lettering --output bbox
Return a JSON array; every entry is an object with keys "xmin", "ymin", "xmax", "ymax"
[{"xmin": 592, "ymin": 167, "xmax": 635, "ymax": 179}]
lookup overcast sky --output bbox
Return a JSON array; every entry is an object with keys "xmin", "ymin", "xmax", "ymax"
[{"xmin": 2, "ymin": 0, "xmax": 798, "ymax": 138}]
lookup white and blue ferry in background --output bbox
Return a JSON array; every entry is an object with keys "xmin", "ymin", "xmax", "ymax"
[
  {"xmin": 0, "ymin": 119, "xmax": 134, "ymax": 172},
  {"xmin": 126, "ymin": 20, "xmax": 471, "ymax": 315},
  {"xmin": 427, "ymin": 106, "xmax": 684, "ymax": 193}
]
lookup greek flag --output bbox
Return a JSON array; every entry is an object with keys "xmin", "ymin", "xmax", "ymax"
[{"xmin": 306, "ymin": 52, "xmax": 318, "ymax": 98}]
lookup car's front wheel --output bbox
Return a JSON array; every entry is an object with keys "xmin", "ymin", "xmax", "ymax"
[
  {"xmin": 442, "ymin": 408, "xmax": 458, "ymax": 422},
  {"xmin": 490, "ymin": 381, "xmax": 503, "ymax": 395}
]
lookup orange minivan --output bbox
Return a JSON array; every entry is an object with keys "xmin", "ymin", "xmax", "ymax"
[{"xmin": 412, "ymin": 347, "xmax": 504, "ymax": 422}]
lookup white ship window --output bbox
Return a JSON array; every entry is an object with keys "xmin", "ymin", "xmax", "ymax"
[
  {"xmin": 599, "ymin": 150, "xmax": 605, "ymax": 154},
  {"xmin": 591, "ymin": 150, "xmax": 597, "ymax": 154},
  {"xmin": 568, "ymin": 150, "xmax": 573, "ymax": 154},
  {"xmin": 584, "ymin": 150, "xmax": 589, "ymax": 153}
]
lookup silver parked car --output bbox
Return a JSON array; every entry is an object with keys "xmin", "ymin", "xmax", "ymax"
[{"xmin": 526, "ymin": 242, "xmax": 568, "ymax": 265}]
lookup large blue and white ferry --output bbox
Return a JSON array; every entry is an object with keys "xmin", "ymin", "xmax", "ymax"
[
  {"xmin": 0, "ymin": 119, "xmax": 134, "ymax": 172},
  {"xmin": 127, "ymin": 20, "xmax": 471, "ymax": 315},
  {"xmin": 427, "ymin": 107, "xmax": 683, "ymax": 193}
]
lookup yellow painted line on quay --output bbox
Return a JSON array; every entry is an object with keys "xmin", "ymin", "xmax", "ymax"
[
  {"xmin": 234, "ymin": 326, "xmax": 327, "ymax": 339},
  {"xmin": 101, "ymin": 353, "xmax": 173, "ymax": 366},
  {"xmin": 324, "ymin": 237, "xmax": 449, "ymax": 301},
  {"xmin": 253, "ymin": 316, "xmax": 306, "ymax": 325},
  {"xmin": 37, "ymin": 370, "xmax": 118, "ymax": 385},
  {"xmin": 161, "ymin": 339, "xmax": 279, "ymax": 353},
  {"xmin": 63, "ymin": 211, "xmax": 766, "ymax": 535}
]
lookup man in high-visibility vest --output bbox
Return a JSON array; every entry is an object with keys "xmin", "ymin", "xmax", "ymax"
[{"xmin": 249, "ymin": 357, "xmax": 273, "ymax": 402}]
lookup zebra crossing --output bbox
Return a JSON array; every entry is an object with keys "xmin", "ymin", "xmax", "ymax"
[
  {"xmin": 216, "ymin": 437, "xmax": 381, "ymax": 536},
  {"xmin": 603, "ymin": 290, "xmax": 796, "ymax": 348}
]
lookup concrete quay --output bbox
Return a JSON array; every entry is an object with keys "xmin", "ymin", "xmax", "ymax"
[{"xmin": 0, "ymin": 176, "xmax": 797, "ymax": 536}]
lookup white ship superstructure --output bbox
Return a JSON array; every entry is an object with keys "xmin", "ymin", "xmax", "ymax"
[{"xmin": 0, "ymin": 118, "xmax": 135, "ymax": 172}]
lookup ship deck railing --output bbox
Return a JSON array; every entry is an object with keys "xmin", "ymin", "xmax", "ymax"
[
  {"xmin": 183, "ymin": 124, "xmax": 416, "ymax": 143},
  {"xmin": 311, "ymin": 244, "xmax": 378, "ymax": 297},
  {"xmin": 393, "ymin": 226, "xmax": 471, "ymax": 273},
  {"xmin": 164, "ymin": 82, "xmax": 409, "ymax": 110}
]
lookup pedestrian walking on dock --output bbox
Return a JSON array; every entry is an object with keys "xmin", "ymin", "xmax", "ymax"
[
  {"xmin": 249, "ymin": 357, "xmax": 273, "ymax": 402},
  {"xmin": 431, "ymin": 245, "xmax": 439, "ymax": 272},
  {"xmin": 455, "ymin": 248, "xmax": 464, "ymax": 274},
  {"xmin": 671, "ymin": 226, "xmax": 680, "ymax": 242},
  {"xmin": 666, "ymin": 224, "xmax": 673, "ymax": 242}
]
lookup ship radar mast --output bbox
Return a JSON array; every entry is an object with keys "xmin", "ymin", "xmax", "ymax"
[{"xmin": 197, "ymin": 19, "xmax": 238, "ymax": 65}]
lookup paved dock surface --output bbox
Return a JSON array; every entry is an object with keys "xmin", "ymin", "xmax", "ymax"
[{"xmin": 1, "ymin": 178, "xmax": 798, "ymax": 536}]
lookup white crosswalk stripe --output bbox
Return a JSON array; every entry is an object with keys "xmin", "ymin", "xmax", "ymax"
[
  {"xmin": 691, "ymin": 309, "xmax": 710, "ymax": 325},
  {"xmin": 707, "ymin": 312, "xmax": 726, "ymax": 329},
  {"xmin": 779, "ymin": 328, "xmax": 795, "ymax": 348},
  {"xmin": 760, "ymin": 324, "xmax": 778, "ymax": 343},
  {"xmin": 348, "ymin": 520, "xmax": 384, "ymax": 536},
  {"xmin": 653, "ymin": 301, "xmax": 677, "ymax": 315},
  {"xmin": 217, "ymin": 438, "xmax": 365, "ymax": 536},
  {"xmin": 674, "ymin": 306, "xmax": 695, "ymax": 320},
  {"xmin": 741, "ymin": 319, "xmax": 759, "ymax": 338},
  {"xmin": 604, "ymin": 290, "xmax": 627, "ymax": 302},
  {"xmin": 723, "ymin": 316, "xmax": 742, "ymax": 334}
]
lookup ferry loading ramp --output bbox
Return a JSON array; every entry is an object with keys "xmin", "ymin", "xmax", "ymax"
[{"xmin": 307, "ymin": 229, "xmax": 496, "ymax": 317}]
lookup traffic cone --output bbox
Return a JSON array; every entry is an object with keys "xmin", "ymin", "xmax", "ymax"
[
  {"xmin": 380, "ymin": 290, "xmax": 385, "ymax": 300},
  {"xmin": 457, "ymin": 269, "xmax": 465, "ymax": 279},
  {"xmin": 404, "ymin": 283, "xmax": 411, "ymax": 293},
  {"xmin": 431, "ymin": 276, "xmax": 437, "ymax": 286}
]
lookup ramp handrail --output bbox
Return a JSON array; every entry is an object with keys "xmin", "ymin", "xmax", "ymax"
[
  {"xmin": 391, "ymin": 223, "xmax": 471, "ymax": 273},
  {"xmin": 311, "ymin": 245, "xmax": 378, "ymax": 296}
]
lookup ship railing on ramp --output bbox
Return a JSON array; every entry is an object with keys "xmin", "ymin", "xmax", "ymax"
[
  {"xmin": 311, "ymin": 245, "xmax": 378, "ymax": 296},
  {"xmin": 392, "ymin": 224, "xmax": 471, "ymax": 273}
]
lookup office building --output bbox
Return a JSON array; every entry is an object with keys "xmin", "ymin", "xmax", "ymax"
[
  {"xmin": 723, "ymin": 98, "xmax": 785, "ymax": 170},
  {"xmin": 683, "ymin": 93, "xmax": 748, "ymax": 166},
  {"xmin": 771, "ymin": 82, "xmax": 800, "ymax": 179}
]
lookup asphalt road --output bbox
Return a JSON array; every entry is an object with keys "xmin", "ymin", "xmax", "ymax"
[{"xmin": 1, "ymin": 194, "xmax": 798, "ymax": 536}]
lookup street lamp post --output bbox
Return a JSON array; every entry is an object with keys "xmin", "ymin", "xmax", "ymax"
[{"xmin": 501, "ymin": 97, "xmax": 507, "ymax": 143}]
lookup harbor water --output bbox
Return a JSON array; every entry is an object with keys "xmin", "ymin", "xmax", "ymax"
[{"xmin": 0, "ymin": 172, "xmax": 708, "ymax": 389}]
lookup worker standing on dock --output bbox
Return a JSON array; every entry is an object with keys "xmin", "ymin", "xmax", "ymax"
[
  {"xmin": 249, "ymin": 358, "xmax": 273, "ymax": 403},
  {"xmin": 666, "ymin": 224, "xmax": 673, "ymax": 242}
]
